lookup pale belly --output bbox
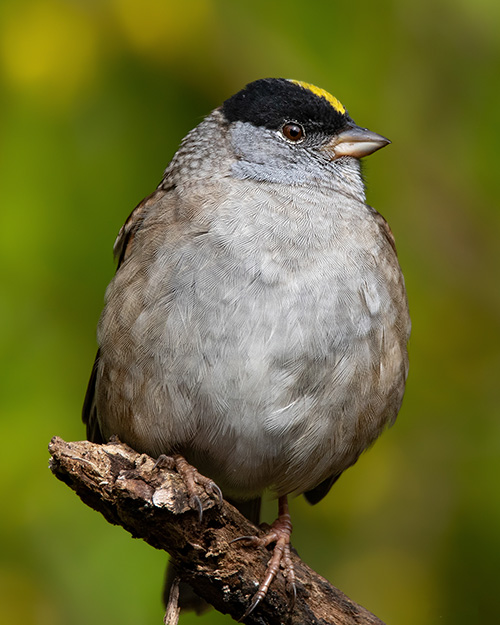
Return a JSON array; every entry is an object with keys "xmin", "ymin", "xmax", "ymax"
[{"xmin": 97, "ymin": 238, "xmax": 408, "ymax": 499}]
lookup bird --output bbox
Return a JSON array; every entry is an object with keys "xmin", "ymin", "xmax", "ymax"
[{"xmin": 82, "ymin": 77, "xmax": 410, "ymax": 618}]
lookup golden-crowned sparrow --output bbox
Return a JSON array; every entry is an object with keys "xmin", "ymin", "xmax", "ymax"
[{"xmin": 83, "ymin": 78, "xmax": 410, "ymax": 616}]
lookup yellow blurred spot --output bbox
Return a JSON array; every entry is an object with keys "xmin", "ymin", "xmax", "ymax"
[
  {"xmin": 0, "ymin": 1, "xmax": 98, "ymax": 104},
  {"xmin": 110, "ymin": 0, "xmax": 211, "ymax": 58},
  {"xmin": 0, "ymin": 567, "xmax": 58, "ymax": 625},
  {"xmin": 289, "ymin": 79, "xmax": 346, "ymax": 114}
]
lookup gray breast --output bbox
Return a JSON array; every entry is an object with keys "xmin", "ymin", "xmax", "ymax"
[{"xmin": 96, "ymin": 179, "xmax": 410, "ymax": 499}]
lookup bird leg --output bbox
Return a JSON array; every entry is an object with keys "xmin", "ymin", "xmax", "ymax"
[
  {"xmin": 154, "ymin": 453, "xmax": 223, "ymax": 521},
  {"xmin": 232, "ymin": 495, "xmax": 296, "ymax": 619}
]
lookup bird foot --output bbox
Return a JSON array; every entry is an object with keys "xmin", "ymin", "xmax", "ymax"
[
  {"xmin": 154, "ymin": 453, "xmax": 223, "ymax": 521},
  {"xmin": 232, "ymin": 495, "xmax": 296, "ymax": 620}
]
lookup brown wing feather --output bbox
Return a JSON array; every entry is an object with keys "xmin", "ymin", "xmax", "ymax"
[
  {"xmin": 370, "ymin": 208, "xmax": 398, "ymax": 255},
  {"xmin": 113, "ymin": 189, "xmax": 165, "ymax": 268},
  {"xmin": 82, "ymin": 187, "xmax": 171, "ymax": 441}
]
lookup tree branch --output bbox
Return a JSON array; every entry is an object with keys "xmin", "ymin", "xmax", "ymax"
[{"xmin": 48, "ymin": 436, "xmax": 385, "ymax": 625}]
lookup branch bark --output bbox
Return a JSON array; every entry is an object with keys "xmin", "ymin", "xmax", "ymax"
[{"xmin": 48, "ymin": 436, "xmax": 385, "ymax": 625}]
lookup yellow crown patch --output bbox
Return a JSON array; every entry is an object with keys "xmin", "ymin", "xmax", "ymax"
[{"xmin": 288, "ymin": 80, "xmax": 346, "ymax": 115}]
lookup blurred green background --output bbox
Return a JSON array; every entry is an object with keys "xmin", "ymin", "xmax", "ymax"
[{"xmin": 1, "ymin": 0, "xmax": 499, "ymax": 624}]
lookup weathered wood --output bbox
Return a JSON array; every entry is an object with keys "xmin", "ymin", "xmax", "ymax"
[{"xmin": 48, "ymin": 436, "xmax": 385, "ymax": 625}]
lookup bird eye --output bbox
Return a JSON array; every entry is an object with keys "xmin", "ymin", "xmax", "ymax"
[{"xmin": 281, "ymin": 123, "xmax": 305, "ymax": 142}]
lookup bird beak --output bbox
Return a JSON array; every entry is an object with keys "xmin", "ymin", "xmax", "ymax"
[{"xmin": 323, "ymin": 124, "xmax": 391, "ymax": 160}]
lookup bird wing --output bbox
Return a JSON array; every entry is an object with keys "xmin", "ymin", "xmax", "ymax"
[
  {"xmin": 370, "ymin": 207, "xmax": 398, "ymax": 255},
  {"xmin": 303, "ymin": 472, "xmax": 342, "ymax": 505},
  {"xmin": 82, "ymin": 187, "xmax": 173, "ymax": 442},
  {"xmin": 82, "ymin": 349, "xmax": 103, "ymax": 442},
  {"xmin": 113, "ymin": 189, "xmax": 167, "ymax": 268}
]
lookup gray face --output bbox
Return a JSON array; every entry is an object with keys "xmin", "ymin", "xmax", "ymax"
[{"xmin": 227, "ymin": 120, "xmax": 364, "ymax": 198}]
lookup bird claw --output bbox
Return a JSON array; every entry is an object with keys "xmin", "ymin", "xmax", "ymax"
[
  {"xmin": 234, "ymin": 496, "xmax": 296, "ymax": 620},
  {"xmin": 189, "ymin": 494, "xmax": 204, "ymax": 523},
  {"xmin": 205, "ymin": 480, "xmax": 223, "ymax": 503},
  {"xmin": 154, "ymin": 453, "xmax": 223, "ymax": 520},
  {"xmin": 238, "ymin": 595, "xmax": 261, "ymax": 622}
]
